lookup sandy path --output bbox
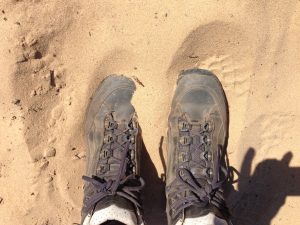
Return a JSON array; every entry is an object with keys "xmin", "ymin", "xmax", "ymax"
[{"xmin": 0, "ymin": 1, "xmax": 300, "ymax": 225}]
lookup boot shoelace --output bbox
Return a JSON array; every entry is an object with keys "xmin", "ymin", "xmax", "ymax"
[
  {"xmin": 168, "ymin": 116, "xmax": 229, "ymax": 219},
  {"xmin": 82, "ymin": 113, "xmax": 145, "ymax": 217}
]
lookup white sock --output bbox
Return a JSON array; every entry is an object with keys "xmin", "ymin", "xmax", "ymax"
[
  {"xmin": 176, "ymin": 213, "xmax": 228, "ymax": 225},
  {"xmin": 83, "ymin": 204, "xmax": 138, "ymax": 225}
]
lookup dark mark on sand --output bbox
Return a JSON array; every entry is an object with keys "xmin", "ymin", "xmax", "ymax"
[
  {"xmin": 50, "ymin": 70, "xmax": 56, "ymax": 87},
  {"xmin": 133, "ymin": 76, "xmax": 145, "ymax": 87},
  {"xmin": 12, "ymin": 99, "xmax": 21, "ymax": 105}
]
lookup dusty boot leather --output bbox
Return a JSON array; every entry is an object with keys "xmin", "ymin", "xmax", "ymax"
[
  {"xmin": 81, "ymin": 75, "xmax": 145, "ymax": 225},
  {"xmin": 166, "ymin": 69, "xmax": 232, "ymax": 225}
]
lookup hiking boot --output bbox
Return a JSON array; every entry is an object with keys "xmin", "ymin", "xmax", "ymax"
[
  {"xmin": 81, "ymin": 75, "xmax": 145, "ymax": 225},
  {"xmin": 166, "ymin": 69, "xmax": 232, "ymax": 225}
]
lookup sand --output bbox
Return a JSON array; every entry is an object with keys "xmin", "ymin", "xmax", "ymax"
[{"xmin": 0, "ymin": 1, "xmax": 300, "ymax": 225}]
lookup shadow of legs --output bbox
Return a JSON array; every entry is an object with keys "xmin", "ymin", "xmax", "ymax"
[
  {"xmin": 227, "ymin": 148, "xmax": 300, "ymax": 225},
  {"xmin": 140, "ymin": 139, "xmax": 167, "ymax": 225}
]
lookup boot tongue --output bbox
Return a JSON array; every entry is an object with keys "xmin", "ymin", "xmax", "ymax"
[
  {"xmin": 178, "ymin": 210, "xmax": 228, "ymax": 225},
  {"xmin": 181, "ymin": 177, "xmax": 220, "ymax": 220},
  {"xmin": 184, "ymin": 204, "xmax": 227, "ymax": 223},
  {"xmin": 184, "ymin": 204, "xmax": 211, "ymax": 219},
  {"xmin": 88, "ymin": 196, "xmax": 138, "ymax": 225},
  {"xmin": 172, "ymin": 205, "xmax": 211, "ymax": 225}
]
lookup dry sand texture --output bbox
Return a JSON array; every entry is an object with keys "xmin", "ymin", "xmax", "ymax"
[{"xmin": 1, "ymin": 1, "xmax": 300, "ymax": 225}]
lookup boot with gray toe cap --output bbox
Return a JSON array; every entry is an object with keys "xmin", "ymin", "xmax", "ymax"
[
  {"xmin": 166, "ymin": 69, "xmax": 232, "ymax": 225},
  {"xmin": 81, "ymin": 75, "xmax": 145, "ymax": 225}
]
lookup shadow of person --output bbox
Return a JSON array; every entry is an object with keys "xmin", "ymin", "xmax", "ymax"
[
  {"xmin": 140, "ymin": 137, "xmax": 167, "ymax": 225},
  {"xmin": 226, "ymin": 148, "xmax": 300, "ymax": 225}
]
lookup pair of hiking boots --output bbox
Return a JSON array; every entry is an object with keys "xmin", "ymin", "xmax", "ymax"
[{"xmin": 81, "ymin": 69, "xmax": 232, "ymax": 225}]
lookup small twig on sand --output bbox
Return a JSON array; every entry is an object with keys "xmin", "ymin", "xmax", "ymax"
[
  {"xmin": 50, "ymin": 70, "xmax": 56, "ymax": 87},
  {"xmin": 133, "ymin": 76, "xmax": 145, "ymax": 87}
]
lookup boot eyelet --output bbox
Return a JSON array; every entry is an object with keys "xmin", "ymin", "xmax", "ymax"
[
  {"xmin": 179, "ymin": 170, "xmax": 185, "ymax": 177},
  {"xmin": 202, "ymin": 135, "xmax": 211, "ymax": 145},
  {"xmin": 101, "ymin": 149, "xmax": 111, "ymax": 159},
  {"xmin": 130, "ymin": 150, "xmax": 135, "ymax": 159},
  {"xmin": 178, "ymin": 121, "xmax": 191, "ymax": 131},
  {"xmin": 128, "ymin": 120, "xmax": 138, "ymax": 130},
  {"xmin": 204, "ymin": 151, "xmax": 212, "ymax": 161},
  {"xmin": 104, "ymin": 119, "xmax": 117, "ymax": 130},
  {"xmin": 206, "ymin": 168, "xmax": 213, "ymax": 177},
  {"xmin": 179, "ymin": 136, "xmax": 192, "ymax": 145},
  {"xmin": 104, "ymin": 134, "xmax": 114, "ymax": 144},
  {"xmin": 203, "ymin": 123, "xmax": 210, "ymax": 132},
  {"xmin": 123, "ymin": 134, "xmax": 132, "ymax": 142},
  {"xmin": 203, "ymin": 121, "xmax": 214, "ymax": 132},
  {"xmin": 130, "ymin": 136, "xmax": 135, "ymax": 144},
  {"xmin": 179, "ymin": 152, "xmax": 189, "ymax": 162},
  {"xmin": 98, "ymin": 164, "xmax": 109, "ymax": 174}
]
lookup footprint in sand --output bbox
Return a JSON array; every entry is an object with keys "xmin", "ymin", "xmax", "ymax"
[
  {"xmin": 239, "ymin": 112, "xmax": 296, "ymax": 160},
  {"xmin": 48, "ymin": 104, "xmax": 64, "ymax": 128},
  {"xmin": 254, "ymin": 113, "xmax": 295, "ymax": 158},
  {"xmin": 13, "ymin": 31, "xmax": 67, "ymax": 161},
  {"xmin": 197, "ymin": 54, "xmax": 251, "ymax": 97},
  {"xmin": 167, "ymin": 21, "xmax": 255, "ymax": 96}
]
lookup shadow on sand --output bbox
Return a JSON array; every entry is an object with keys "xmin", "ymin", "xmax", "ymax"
[
  {"xmin": 140, "ymin": 136, "xmax": 167, "ymax": 225},
  {"xmin": 139, "ymin": 132, "xmax": 300, "ymax": 225},
  {"xmin": 225, "ymin": 148, "xmax": 300, "ymax": 225}
]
